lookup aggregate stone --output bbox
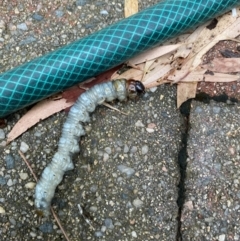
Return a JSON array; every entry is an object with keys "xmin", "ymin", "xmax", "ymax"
[
  {"xmin": 7, "ymin": 179, "xmax": 14, "ymax": 186},
  {"xmin": 0, "ymin": 176, "xmax": 7, "ymax": 186},
  {"xmin": 104, "ymin": 147, "xmax": 112, "ymax": 154},
  {"xmin": 0, "ymin": 129, "xmax": 5, "ymax": 139},
  {"xmin": 39, "ymin": 222, "xmax": 54, "ymax": 233},
  {"xmin": 0, "ymin": 206, "xmax": 5, "ymax": 214},
  {"xmin": 103, "ymin": 152, "xmax": 109, "ymax": 161},
  {"xmin": 94, "ymin": 231, "xmax": 104, "ymax": 237},
  {"xmin": 135, "ymin": 120, "xmax": 145, "ymax": 127},
  {"xmin": 20, "ymin": 141, "xmax": 29, "ymax": 153},
  {"xmin": 104, "ymin": 218, "xmax": 114, "ymax": 229},
  {"xmin": 32, "ymin": 13, "xmax": 44, "ymax": 21},
  {"xmin": 55, "ymin": 10, "xmax": 64, "ymax": 18},
  {"xmin": 5, "ymin": 154, "xmax": 15, "ymax": 169},
  {"xmin": 19, "ymin": 172, "xmax": 28, "ymax": 180},
  {"xmin": 101, "ymin": 225, "xmax": 106, "ymax": 232},
  {"xmin": 181, "ymin": 100, "xmax": 240, "ymax": 240},
  {"xmin": 141, "ymin": 144, "xmax": 149, "ymax": 155},
  {"xmin": 19, "ymin": 36, "xmax": 37, "ymax": 45},
  {"xmin": 9, "ymin": 217, "xmax": 16, "ymax": 225},
  {"xmin": 90, "ymin": 184, "xmax": 98, "ymax": 193},
  {"xmin": 123, "ymin": 144, "xmax": 129, "ymax": 153},
  {"xmin": 100, "ymin": 10, "xmax": 108, "ymax": 15},
  {"xmin": 131, "ymin": 231, "xmax": 137, "ymax": 238},
  {"xmin": 117, "ymin": 164, "xmax": 135, "ymax": 177},
  {"xmin": 89, "ymin": 206, "xmax": 98, "ymax": 212},
  {"xmin": 76, "ymin": 0, "xmax": 87, "ymax": 6},
  {"xmin": 17, "ymin": 23, "xmax": 28, "ymax": 31},
  {"xmin": 133, "ymin": 198, "xmax": 144, "ymax": 208}
]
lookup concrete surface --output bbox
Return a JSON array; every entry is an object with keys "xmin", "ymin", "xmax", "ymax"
[
  {"xmin": 181, "ymin": 100, "xmax": 240, "ymax": 241},
  {"xmin": 0, "ymin": 1, "xmax": 240, "ymax": 241}
]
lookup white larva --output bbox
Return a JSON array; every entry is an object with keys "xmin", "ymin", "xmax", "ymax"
[{"xmin": 34, "ymin": 79, "xmax": 145, "ymax": 216}]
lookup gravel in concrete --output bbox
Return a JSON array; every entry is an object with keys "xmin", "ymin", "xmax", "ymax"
[
  {"xmin": 181, "ymin": 100, "xmax": 240, "ymax": 241},
  {"xmin": 0, "ymin": 84, "xmax": 183, "ymax": 240}
]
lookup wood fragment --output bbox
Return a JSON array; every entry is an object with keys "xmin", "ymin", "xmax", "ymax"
[
  {"xmin": 124, "ymin": 0, "xmax": 138, "ymax": 17},
  {"xmin": 177, "ymin": 82, "xmax": 197, "ymax": 108},
  {"xmin": 202, "ymin": 58, "xmax": 240, "ymax": 73},
  {"xmin": 204, "ymin": 72, "xmax": 240, "ymax": 82},
  {"xmin": 143, "ymin": 64, "xmax": 173, "ymax": 88},
  {"xmin": 103, "ymin": 102, "xmax": 129, "ymax": 115},
  {"xmin": 128, "ymin": 44, "xmax": 182, "ymax": 65}
]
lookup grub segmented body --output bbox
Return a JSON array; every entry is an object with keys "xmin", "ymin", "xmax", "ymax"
[{"xmin": 34, "ymin": 79, "xmax": 145, "ymax": 216}]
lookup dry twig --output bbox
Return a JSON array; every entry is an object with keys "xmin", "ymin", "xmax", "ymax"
[{"xmin": 18, "ymin": 150, "xmax": 71, "ymax": 241}]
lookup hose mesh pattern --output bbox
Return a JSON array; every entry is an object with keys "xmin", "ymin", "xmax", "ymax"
[{"xmin": 0, "ymin": 0, "xmax": 238, "ymax": 117}]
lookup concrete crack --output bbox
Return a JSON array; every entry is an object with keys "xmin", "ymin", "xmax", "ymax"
[{"xmin": 176, "ymin": 99, "xmax": 191, "ymax": 241}]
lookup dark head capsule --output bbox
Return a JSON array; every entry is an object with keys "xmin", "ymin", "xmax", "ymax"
[{"xmin": 127, "ymin": 79, "xmax": 145, "ymax": 99}]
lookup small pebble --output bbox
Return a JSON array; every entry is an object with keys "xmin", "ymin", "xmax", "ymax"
[
  {"xmin": 76, "ymin": 0, "xmax": 87, "ymax": 6},
  {"xmin": 0, "ymin": 177, "xmax": 7, "ymax": 186},
  {"xmin": 0, "ymin": 129, "xmax": 5, "ymax": 140},
  {"xmin": 114, "ymin": 221, "xmax": 122, "ymax": 226},
  {"xmin": 117, "ymin": 164, "xmax": 135, "ymax": 177},
  {"xmin": 195, "ymin": 106, "xmax": 203, "ymax": 114},
  {"xmin": 55, "ymin": 10, "xmax": 64, "ymax": 18},
  {"xmin": 9, "ymin": 217, "xmax": 16, "ymax": 225},
  {"xmin": 213, "ymin": 106, "xmax": 221, "ymax": 114},
  {"xmin": 135, "ymin": 120, "xmax": 144, "ymax": 127},
  {"xmin": 90, "ymin": 185, "xmax": 98, "ymax": 193},
  {"xmin": 130, "ymin": 146, "xmax": 138, "ymax": 153},
  {"xmin": 25, "ymin": 182, "xmax": 36, "ymax": 189},
  {"xmin": 94, "ymin": 231, "xmax": 103, "ymax": 237},
  {"xmin": 19, "ymin": 172, "xmax": 28, "ymax": 180},
  {"xmin": 34, "ymin": 131, "xmax": 42, "ymax": 137},
  {"xmin": 126, "ymin": 201, "xmax": 133, "ymax": 209},
  {"xmin": 5, "ymin": 154, "xmax": 15, "ymax": 169},
  {"xmin": 32, "ymin": 13, "xmax": 44, "ymax": 21},
  {"xmin": 146, "ymin": 128, "xmax": 154, "ymax": 133},
  {"xmin": 131, "ymin": 231, "xmax": 137, "ymax": 238},
  {"xmin": 20, "ymin": 36, "xmax": 36, "ymax": 45},
  {"xmin": 0, "ymin": 20, "xmax": 5, "ymax": 29},
  {"xmin": 123, "ymin": 144, "xmax": 129, "ymax": 153},
  {"xmin": 234, "ymin": 234, "xmax": 239, "ymax": 240},
  {"xmin": 30, "ymin": 232, "xmax": 37, "ymax": 238},
  {"xmin": 39, "ymin": 222, "xmax": 53, "ymax": 233},
  {"xmin": 89, "ymin": 206, "xmax": 97, "ymax": 212},
  {"xmin": 149, "ymin": 87, "xmax": 157, "ymax": 92},
  {"xmin": 100, "ymin": 10, "xmax": 108, "ymax": 15},
  {"xmin": 101, "ymin": 226, "xmax": 107, "ymax": 232},
  {"xmin": 103, "ymin": 153, "xmax": 109, "ymax": 161},
  {"xmin": 141, "ymin": 145, "xmax": 149, "ymax": 155},
  {"xmin": 104, "ymin": 147, "xmax": 112, "ymax": 154},
  {"xmin": 219, "ymin": 234, "xmax": 226, "ymax": 241},
  {"xmin": 17, "ymin": 23, "xmax": 28, "ymax": 30},
  {"xmin": 104, "ymin": 218, "xmax": 114, "ymax": 229},
  {"xmin": 0, "ymin": 206, "xmax": 5, "ymax": 214},
  {"xmin": 133, "ymin": 198, "xmax": 143, "ymax": 208},
  {"xmin": 147, "ymin": 123, "xmax": 156, "ymax": 129},
  {"xmin": 20, "ymin": 141, "xmax": 29, "ymax": 153},
  {"xmin": 0, "ymin": 140, "xmax": 6, "ymax": 147},
  {"xmin": 7, "ymin": 179, "xmax": 14, "ymax": 186}
]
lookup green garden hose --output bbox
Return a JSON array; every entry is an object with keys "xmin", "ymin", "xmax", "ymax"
[{"xmin": 0, "ymin": 0, "xmax": 239, "ymax": 117}]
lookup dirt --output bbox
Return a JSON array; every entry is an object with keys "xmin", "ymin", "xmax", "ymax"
[{"xmin": 198, "ymin": 38, "xmax": 240, "ymax": 100}]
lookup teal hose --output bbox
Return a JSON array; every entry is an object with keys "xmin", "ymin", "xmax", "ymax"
[{"xmin": 0, "ymin": 0, "xmax": 238, "ymax": 117}]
